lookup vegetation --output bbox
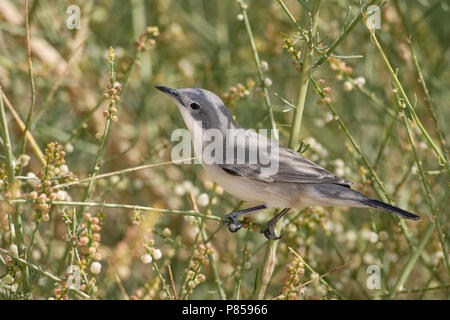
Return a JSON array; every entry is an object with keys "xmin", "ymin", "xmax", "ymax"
[{"xmin": 0, "ymin": 0, "xmax": 448, "ymax": 299}]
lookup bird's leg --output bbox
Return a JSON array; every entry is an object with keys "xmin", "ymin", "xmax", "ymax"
[
  {"xmin": 261, "ymin": 208, "xmax": 291, "ymax": 240},
  {"xmin": 224, "ymin": 205, "xmax": 267, "ymax": 233}
]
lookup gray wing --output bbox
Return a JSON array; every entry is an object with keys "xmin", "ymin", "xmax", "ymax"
[{"xmin": 218, "ymin": 131, "xmax": 352, "ymax": 186}]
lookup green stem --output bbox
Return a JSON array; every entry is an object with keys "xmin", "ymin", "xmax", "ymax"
[
  {"xmin": 191, "ymin": 193, "xmax": 227, "ymax": 299},
  {"xmin": 179, "ymin": 233, "xmax": 200, "ymax": 299},
  {"xmin": 399, "ymin": 95, "xmax": 450, "ymax": 275},
  {"xmin": 19, "ymin": 0, "xmax": 36, "ymax": 158},
  {"xmin": 235, "ymin": 228, "xmax": 250, "ymax": 299},
  {"xmin": 26, "ymin": 220, "xmax": 40, "ymax": 260},
  {"xmin": 311, "ymin": 79, "xmax": 390, "ymax": 202},
  {"xmin": 11, "ymin": 199, "xmax": 226, "ymax": 223},
  {"xmin": 312, "ymin": 0, "xmax": 377, "ymax": 69},
  {"xmin": 151, "ymin": 261, "xmax": 173, "ymax": 300},
  {"xmin": 199, "ymin": 222, "xmax": 227, "ymax": 299},
  {"xmin": 276, "ymin": 0, "xmax": 299, "ymax": 27},
  {"xmin": 408, "ymin": 41, "xmax": 448, "ymax": 160},
  {"xmin": 288, "ymin": 247, "xmax": 343, "ymax": 298},
  {"xmin": 81, "ymin": 48, "xmax": 117, "ymax": 203},
  {"xmin": 0, "ymin": 90, "xmax": 31, "ymax": 298},
  {"xmin": 11, "ymin": 206, "xmax": 32, "ymax": 298},
  {"xmin": 396, "ymin": 283, "xmax": 450, "ymax": 295},
  {"xmin": 389, "ymin": 223, "xmax": 435, "ymax": 299},
  {"xmin": 366, "ymin": 23, "xmax": 448, "ymax": 171},
  {"xmin": 287, "ymin": 0, "xmax": 320, "ymax": 150},
  {"xmin": 238, "ymin": 0, "xmax": 278, "ymax": 140},
  {"xmin": 393, "ymin": 0, "xmax": 448, "ymax": 159},
  {"xmin": 0, "ymin": 248, "xmax": 89, "ymax": 299},
  {"xmin": 288, "ymin": 51, "xmax": 311, "ymax": 150},
  {"xmin": 0, "ymin": 90, "xmax": 16, "ymax": 186}
]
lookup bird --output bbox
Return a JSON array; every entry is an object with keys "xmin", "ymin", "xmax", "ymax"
[{"xmin": 155, "ymin": 85, "xmax": 420, "ymax": 240}]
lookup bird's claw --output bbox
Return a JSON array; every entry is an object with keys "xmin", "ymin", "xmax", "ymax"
[
  {"xmin": 223, "ymin": 213, "xmax": 242, "ymax": 233},
  {"xmin": 226, "ymin": 222, "xmax": 242, "ymax": 233},
  {"xmin": 260, "ymin": 224, "xmax": 284, "ymax": 240}
]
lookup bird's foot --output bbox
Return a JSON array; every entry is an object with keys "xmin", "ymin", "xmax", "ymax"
[
  {"xmin": 260, "ymin": 223, "xmax": 284, "ymax": 240},
  {"xmin": 223, "ymin": 212, "xmax": 242, "ymax": 233}
]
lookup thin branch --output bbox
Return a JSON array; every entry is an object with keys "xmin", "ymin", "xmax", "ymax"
[
  {"xmin": 363, "ymin": 12, "xmax": 448, "ymax": 171},
  {"xmin": 237, "ymin": 0, "xmax": 278, "ymax": 141},
  {"xmin": 287, "ymin": 247, "xmax": 345, "ymax": 298},
  {"xmin": 311, "ymin": 0, "xmax": 377, "ymax": 69},
  {"xmin": 52, "ymin": 157, "xmax": 201, "ymax": 190},
  {"xmin": 189, "ymin": 192, "xmax": 227, "ymax": 300},
  {"xmin": 10, "ymin": 199, "xmax": 229, "ymax": 223},
  {"xmin": 168, "ymin": 265, "xmax": 177, "ymax": 300},
  {"xmin": 19, "ymin": 0, "xmax": 36, "ymax": 157},
  {"xmin": 1, "ymin": 89, "xmax": 45, "ymax": 166},
  {"xmin": 0, "ymin": 248, "xmax": 89, "ymax": 299},
  {"xmin": 389, "ymin": 223, "xmax": 435, "ymax": 298},
  {"xmin": 398, "ymin": 92, "xmax": 449, "ymax": 274},
  {"xmin": 0, "ymin": 89, "xmax": 32, "ymax": 298}
]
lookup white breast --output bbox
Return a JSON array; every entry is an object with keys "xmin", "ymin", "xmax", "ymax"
[
  {"xmin": 201, "ymin": 163, "xmax": 297, "ymax": 208},
  {"xmin": 202, "ymin": 163, "xmax": 263, "ymax": 203}
]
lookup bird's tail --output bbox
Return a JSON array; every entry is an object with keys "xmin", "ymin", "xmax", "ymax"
[
  {"xmin": 308, "ymin": 184, "xmax": 421, "ymax": 221},
  {"xmin": 361, "ymin": 198, "xmax": 421, "ymax": 221}
]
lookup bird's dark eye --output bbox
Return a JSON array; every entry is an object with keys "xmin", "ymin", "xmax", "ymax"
[{"xmin": 190, "ymin": 102, "xmax": 200, "ymax": 111}]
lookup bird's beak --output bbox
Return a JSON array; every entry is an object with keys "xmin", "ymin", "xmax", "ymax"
[{"xmin": 155, "ymin": 85, "xmax": 183, "ymax": 104}]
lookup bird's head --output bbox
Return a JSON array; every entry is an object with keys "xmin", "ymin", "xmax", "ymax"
[{"xmin": 155, "ymin": 86, "xmax": 237, "ymax": 132}]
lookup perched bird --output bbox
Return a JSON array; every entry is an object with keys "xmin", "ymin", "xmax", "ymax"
[{"xmin": 156, "ymin": 86, "xmax": 420, "ymax": 240}]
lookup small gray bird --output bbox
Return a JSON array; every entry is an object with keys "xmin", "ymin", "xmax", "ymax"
[{"xmin": 156, "ymin": 86, "xmax": 420, "ymax": 240}]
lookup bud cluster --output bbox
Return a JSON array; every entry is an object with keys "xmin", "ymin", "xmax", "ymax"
[
  {"xmin": 183, "ymin": 243, "xmax": 212, "ymax": 295},
  {"xmin": 281, "ymin": 33, "xmax": 304, "ymax": 73},
  {"xmin": 134, "ymin": 26, "xmax": 160, "ymax": 52},
  {"xmin": 280, "ymin": 256, "xmax": 305, "ymax": 300},
  {"xmin": 221, "ymin": 79, "xmax": 255, "ymax": 107},
  {"xmin": 27, "ymin": 142, "xmax": 76, "ymax": 222}
]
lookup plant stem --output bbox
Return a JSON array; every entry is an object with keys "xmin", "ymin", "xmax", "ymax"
[
  {"xmin": 311, "ymin": 79, "xmax": 390, "ymax": 201},
  {"xmin": 12, "ymin": 199, "xmax": 223, "ymax": 222},
  {"xmin": 52, "ymin": 157, "xmax": 200, "ymax": 190},
  {"xmin": 365, "ymin": 17, "xmax": 448, "ymax": 171},
  {"xmin": 0, "ymin": 90, "xmax": 16, "ymax": 183},
  {"xmin": 0, "ymin": 90, "xmax": 45, "ymax": 166},
  {"xmin": 19, "ymin": 0, "xmax": 36, "ymax": 157},
  {"xmin": 398, "ymin": 94, "xmax": 450, "ymax": 274},
  {"xmin": 238, "ymin": 0, "xmax": 278, "ymax": 140},
  {"xmin": 288, "ymin": 247, "xmax": 344, "ymax": 299},
  {"xmin": 179, "ymin": 233, "xmax": 200, "ymax": 299},
  {"xmin": 26, "ymin": 220, "xmax": 40, "ymax": 260},
  {"xmin": 285, "ymin": 0, "xmax": 320, "ymax": 150},
  {"xmin": 151, "ymin": 261, "xmax": 173, "ymax": 300},
  {"xmin": 276, "ymin": 0, "xmax": 300, "ymax": 27},
  {"xmin": 408, "ymin": 41, "xmax": 448, "ymax": 160},
  {"xmin": 288, "ymin": 52, "xmax": 311, "ymax": 150},
  {"xmin": 389, "ymin": 223, "xmax": 435, "ymax": 299},
  {"xmin": 0, "ymin": 90, "xmax": 32, "ymax": 298},
  {"xmin": 392, "ymin": 0, "xmax": 448, "ymax": 160},
  {"xmin": 396, "ymin": 283, "xmax": 450, "ymax": 295},
  {"xmin": 189, "ymin": 192, "xmax": 227, "ymax": 299},
  {"xmin": 312, "ymin": 0, "xmax": 377, "ymax": 69},
  {"xmin": 0, "ymin": 248, "xmax": 89, "ymax": 299},
  {"xmin": 81, "ymin": 48, "xmax": 117, "ymax": 204},
  {"xmin": 235, "ymin": 228, "xmax": 250, "ymax": 299},
  {"xmin": 252, "ymin": 237, "xmax": 276, "ymax": 299}
]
